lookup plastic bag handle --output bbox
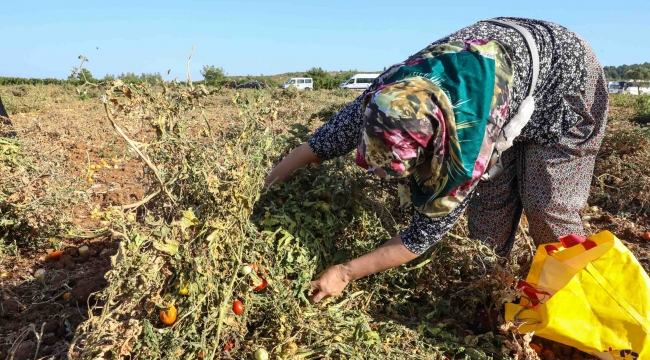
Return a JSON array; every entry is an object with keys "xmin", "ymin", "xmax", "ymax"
[{"xmin": 482, "ymin": 19, "xmax": 540, "ymax": 98}]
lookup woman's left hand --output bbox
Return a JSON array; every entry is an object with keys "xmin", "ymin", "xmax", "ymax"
[{"xmin": 310, "ymin": 264, "xmax": 351, "ymax": 303}]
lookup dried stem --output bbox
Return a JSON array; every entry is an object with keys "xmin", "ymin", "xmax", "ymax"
[
  {"xmin": 102, "ymin": 102, "xmax": 176, "ymax": 204},
  {"xmin": 187, "ymin": 45, "xmax": 195, "ymax": 90}
]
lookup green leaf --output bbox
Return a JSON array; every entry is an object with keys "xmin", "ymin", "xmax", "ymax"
[
  {"xmin": 362, "ymin": 331, "xmax": 380, "ymax": 345},
  {"xmin": 180, "ymin": 208, "xmax": 201, "ymax": 231},
  {"xmin": 464, "ymin": 348, "xmax": 487, "ymax": 360},
  {"xmin": 206, "ymin": 230, "xmax": 220, "ymax": 242},
  {"xmin": 153, "ymin": 238, "xmax": 179, "ymax": 255}
]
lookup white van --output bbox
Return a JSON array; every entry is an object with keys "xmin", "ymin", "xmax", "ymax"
[
  {"xmin": 283, "ymin": 78, "xmax": 313, "ymax": 90},
  {"xmin": 340, "ymin": 74, "xmax": 380, "ymax": 90}
]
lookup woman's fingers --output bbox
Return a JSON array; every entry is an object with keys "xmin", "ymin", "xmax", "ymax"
[{"xmin": 310, "ymin": 280, "xmax": 326, "ymax": 303}]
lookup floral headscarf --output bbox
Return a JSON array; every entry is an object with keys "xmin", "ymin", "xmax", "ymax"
[{"xmin": 356, "ymin": 39, "xmax": 514, "ymax": 218}]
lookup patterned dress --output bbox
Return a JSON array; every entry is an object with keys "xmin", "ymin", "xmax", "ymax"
[{"xmin": 307, "ymin": 17, "xmax": 608, "ymax": 256}]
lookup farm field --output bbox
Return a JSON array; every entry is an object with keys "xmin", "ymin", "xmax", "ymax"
[{"xmin": 1, "ymin": 82, "xmax": 650, "ymax": 360}]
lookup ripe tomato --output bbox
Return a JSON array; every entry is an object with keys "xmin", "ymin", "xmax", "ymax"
[
  {"xmin": 49, "ymin": 250, "xmax": 64, "ymax": 260},
  {"xmin": 232, "ymin": 300, "xmax": 244, "ymax": 315},
  {"xmin": 224, "ymin": 337, "xmax": 234, "ymax": 351},
  {"xmin": 529, "ymin": 343, "xmax": 542, "ymax": 355},
  {"xmin": 160, "ymin": 304, "xmax": 178, "ymax": 325},
  {"xmin": 253, "ymin": 278, "xmax": 268, "ymax": 291},
  {"xmin": 643, "ymin": 232, "xmax": 650, "ymax": 241},
  {"xmin": 543, "ymin": 349, "xmax": 554, "ymax": 356}
]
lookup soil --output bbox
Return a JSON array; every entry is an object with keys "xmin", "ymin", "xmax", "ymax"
[
  {"xmin": 0, "ymin": 90, "xmax": 148, "ymax": 359},
  {"xmin": 1, "ymin": 88, "xmax": 649, "ymax": 359}
]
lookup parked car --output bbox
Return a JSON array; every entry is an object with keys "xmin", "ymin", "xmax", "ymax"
[
  {"xmin": 608, "ymin": 81, "xmax": 645, "ymax": 95},
  {"xmin": 282, "ymin": 78, "xmax": 313, "ymax": 90},
  {"xmin": 236, "ymin": 80, "xmax": 268, "ymax": 89},
  {"xmin": 340, "ymin": 74, "xmax": 380, "ymax": 90}
]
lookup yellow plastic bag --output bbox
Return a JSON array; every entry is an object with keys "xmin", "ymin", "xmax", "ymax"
[{"xmin": 505, "ymin": 231, "xmax": 650, "ymax": 360}]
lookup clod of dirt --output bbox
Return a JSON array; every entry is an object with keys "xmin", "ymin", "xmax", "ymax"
[
  {"xmin": 0, "ymin": 297, "xmax": 21, "ymax": 319},
  {"xmin": 600, "ymin": 213, "xmax": 616, "ymax": 224},
  {"xmin": 43, "ymin": 333, "xmax": 58, "ymax": 345},
  {"xmin": 99, "ymin": 247, "xmax": 117, "ymax": 259},
  {"xmin": 43, "ymin": 321, "xmax": 58, "ymax": 333},
  {"xmin": 624, "ymin": 227, "xmax": 638, "ymax": 239},
  {"xmin": 52, "ymin": 253, "xmax": 75, "ymax": 270},
  {"xmin": 64, "ymin": 246, "xmax": 79, "ymax": 258},
  {"xmin": 71, "ymin": 277, "xmax": 108, "ymax": 303},
  {"xmin": 13, "ymin": 340, "xmax": 36, "ymax": 359}
]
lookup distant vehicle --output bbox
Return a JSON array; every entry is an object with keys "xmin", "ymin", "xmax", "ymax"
[
  {"xmin": 340, "ymin": 74, "xmax": 380, "ymax": 90},
  {"xmin": 236, "ymin": 80, "xmax": 268, "ymax": 89},
  {"xmin": 282, "ymin": 77, "xmax": 313, "ymax": 90},
  {"xmin": 608, "ymin": 81, "xmax": 637, "ymax": 94}
]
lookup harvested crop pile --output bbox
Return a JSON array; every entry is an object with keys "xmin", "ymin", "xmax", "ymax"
[{"xmin": 67, "ymin": 78, "xmax": 525, "ymax": 359}]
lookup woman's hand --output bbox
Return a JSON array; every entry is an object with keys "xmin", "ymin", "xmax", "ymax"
[
  {"xmin": 264, "ymin": 143, "xmax": 323, "ymax": 186},
  {"xmin": 310, "ymin": 264, "xmax": 352, "ymax": 303},
  {"xmin": 310, "ymin": 235, "xmax": 420, "ymax": 303}
]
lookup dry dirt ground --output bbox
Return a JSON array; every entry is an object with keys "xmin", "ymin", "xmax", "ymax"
[{"xmin": 1, "ymin": 86, "xmax": 649, "ymax": 359}]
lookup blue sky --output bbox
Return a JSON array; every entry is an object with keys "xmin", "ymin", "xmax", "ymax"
[{"xmin": 1, "ymin": 1, "xmax": 648, "ymax": 81}]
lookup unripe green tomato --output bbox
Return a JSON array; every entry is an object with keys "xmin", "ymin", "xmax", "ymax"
[
  {"xmin": 254, "ymin": 348, "xmax": 269, "ymax": 360},
  {"xmin": 240, "ymin": 265, "xmax": 252, "ymax": 276}
]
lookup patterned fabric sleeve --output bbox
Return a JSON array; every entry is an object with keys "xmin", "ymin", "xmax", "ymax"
[
  {"xmin": 401, "ymin": 192, "xmax": 473, "ymax": 255},
  {"xmin": 307, "ymin": 90, "xmax": 369, "ymax": 160}
]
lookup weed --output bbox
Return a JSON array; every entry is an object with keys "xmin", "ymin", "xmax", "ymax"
[{"xmin": 633, "ymin": 94, "xmax": 650, "ymax": 124}]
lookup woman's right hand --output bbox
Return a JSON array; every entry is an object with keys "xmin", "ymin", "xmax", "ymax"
[{"xmin": 264, "ymin": 142, "xmax": 322, "ymax": 186}]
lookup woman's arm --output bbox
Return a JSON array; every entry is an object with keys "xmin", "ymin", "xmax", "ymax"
[
  {"xmin": 310, "ymin": 195, "xmax": 473, "ymax": 303},
  {"xmin": 310, "ymin": 234, "xmax": 418, "ymax": 303},
  {"xmin": 264, "ymin": 143, "xmax": 322, "ymax": 186}
]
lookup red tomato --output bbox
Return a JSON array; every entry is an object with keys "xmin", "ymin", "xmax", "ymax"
[
  {"xmin": 254, "ymin": 278, "xmax": 268, "ymax": 291},
  {"xmin": 643, "ymin": 232, "xmax": 650, "ymax": 241},
  {"xmin": 49, "ymin": 251, "xmax": 64, "ymax": 260},
  {"xmin": 224, "ymin": 338, "xmax": 234, "ymax": 351},
  {"xmin": 232, "ymin": 300, "xmax": 244, "ymax": 315},
  {"xmin": 529, "ymin": 343, "xmax": 542, "ymax": 355}
]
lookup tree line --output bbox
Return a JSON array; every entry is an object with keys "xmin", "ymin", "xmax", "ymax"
[
  {"xmin": 200, "ymin": 66, "xmax": 360, "ymax": 90},
  {"xmin": 5, "ymin": 62, "xmax": 650, "ymax": 87},
  {"xmin": 604, "ymin": 63, "xmax": 650, "ymax": 82},
  {"xmin": 0, "ymin": 70, "xmax": 165, "ymax": 86}
]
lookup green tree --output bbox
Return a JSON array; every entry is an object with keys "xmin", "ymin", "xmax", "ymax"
[
  {"xmin": 201, "ymin": 65, "xmax": 228, "ymax": 86},
  {"xmin": 626, "ymin": 68, "xmax": 650, "ymax": 81},
  {"xmin": 68, "ymin": 68, "xmax": 96, "ymax": 83},
  {"xmin": 118, "ymin": 72, "xmax": 140, "ymax": 84},
  {"xmin": 140, "ymin": 72, "xmax": 163, "ymax": 85}
]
